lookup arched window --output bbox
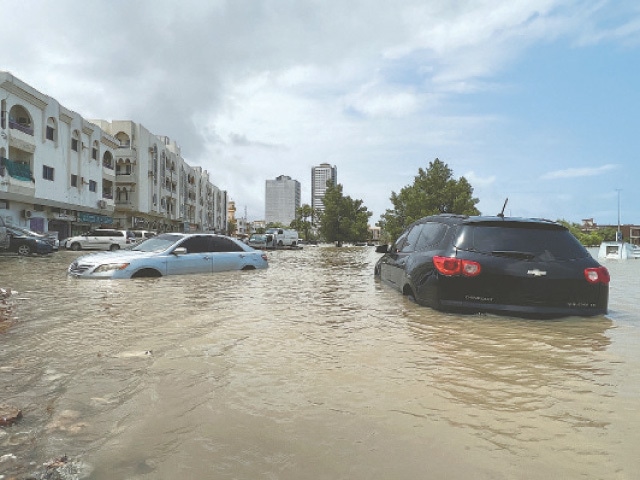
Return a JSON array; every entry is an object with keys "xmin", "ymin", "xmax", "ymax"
[
  {"xmin": 71, "ymin": 130, "xmax": 80, "ymax": 152},
  {"xmin": 92, "ymin": 140, "xmax": 99, "ymax": 160},
  {"xmin": 8, "ymin": 105, "xmax": 33, "ymax": 135},
  {"xmin": 46, "ymin": 117, "xmax": 57, "ymax": 142},
  {"xmin": 117, "ymin": 187, "xmax": 129, "ymax": 202},
  {"xmin": 115, "ymin": 132, "xmax": 130, "ymax": 148},
  {"xmin": 102, "ymin": 151, "xmax": 113, "ymax": 170}
]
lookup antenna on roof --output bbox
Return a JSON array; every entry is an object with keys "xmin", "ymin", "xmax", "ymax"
[{"xmin": 497, "ymin": 198, "xmax": 508, "ymax": 218}]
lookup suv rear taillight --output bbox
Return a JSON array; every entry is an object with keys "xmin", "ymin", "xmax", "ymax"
[
  {"xmin": 584, "ymin": 266, "xmax": 610, "ymax": 284},
  {"xmin": 433, "ymin": 256, "xmax": 482, "ymax": 277}
]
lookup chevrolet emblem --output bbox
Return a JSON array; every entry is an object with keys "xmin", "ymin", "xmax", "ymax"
[{"xmin": 527, "ymin": 269, "xmax": 547, "ymax": 277}]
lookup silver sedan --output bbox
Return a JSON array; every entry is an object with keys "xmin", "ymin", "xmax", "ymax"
[{"xmin": 68, "ymin": 233, "xmax": 268, "ymax": 279}]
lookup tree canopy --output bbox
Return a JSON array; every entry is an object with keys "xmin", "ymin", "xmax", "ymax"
[
  {"xmin": 378, "ymin": 158, "xmax": 480, "ymax": 242},
  {"xmin": 319, "ymin": 183, "xmax": 372, "ymax": 246},
  {"xmin": 556, "ymin": 219, "xmax": 617, "ymax": 246},
  {"xmin": 290, "ymin": 204, "xmax": 316, "ymax": 241}
]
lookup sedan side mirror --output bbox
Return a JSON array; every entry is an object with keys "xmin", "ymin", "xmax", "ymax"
[
  {"xmin": 173, "ymin": 247, "xmax": 187, "ymax": 255},
  {"xmin": 375, "ymin": 244, "xmax": 389, "ymax": 254}
]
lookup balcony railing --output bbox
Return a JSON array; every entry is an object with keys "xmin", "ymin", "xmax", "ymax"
[
  {"xmin": 0, "ymin": 157, "xmax": 34, "ymax": 182},
  {"xmin": 9, "ymin": 120, "xmax": 34, "ymax": 136}
]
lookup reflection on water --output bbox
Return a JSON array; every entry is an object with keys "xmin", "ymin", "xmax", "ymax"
[{"xmin": 1, "ymin": 247, "xmax": 639, "ymax": 479}]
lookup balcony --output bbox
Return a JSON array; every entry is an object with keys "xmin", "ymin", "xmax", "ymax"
[
  {"xmin": 8, "ymin": 124, "xmax": 36, "ymax": 152},
  {"xmin": 0, "ymin": 157, "xmax": 36, "ymax": 196},
  {"xmin": 9, "ymin": 119, "xmax": 34, "ymax": 136},
  {"xmin": 116, "ymin": 170, "xmax": 137, "ymax": 184},
  {"xmin": 115, "ymin": 200, "xmax": 134, "ymax": 211},
  {"xmin": 1, "ymin": 157, "xmax": 34, "ymax": 181}
]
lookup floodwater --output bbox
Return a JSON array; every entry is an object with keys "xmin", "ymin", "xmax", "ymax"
[{"xmin": 1, "ymin": 246, "xmax": 639, "ymax": 480}]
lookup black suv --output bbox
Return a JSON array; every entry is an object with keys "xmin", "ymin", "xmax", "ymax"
[{"xmin": 374, "ymin": 214, "xmax": 610, "ymax": 318}]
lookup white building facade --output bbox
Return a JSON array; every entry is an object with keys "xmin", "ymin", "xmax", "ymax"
[
  {"xmin": 265, "ymin": 174, "xmax": 300, "ymax": 226},
  {"xmin": 311, "ymin": 163, "xmax": 337, "ymax": 214},
  {"xmin": 0, "ymin": 72, "xmax": 227, "ymax": 240}
]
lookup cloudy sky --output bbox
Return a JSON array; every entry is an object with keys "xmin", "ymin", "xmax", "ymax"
[{"xmin": 2, "ymin": 0, "xmax": 639, "ymax": 225}]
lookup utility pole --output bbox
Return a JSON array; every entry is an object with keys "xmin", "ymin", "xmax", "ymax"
[{"xmin": 616, "ymin": 189, "xmax": 622, "ymax": 242}]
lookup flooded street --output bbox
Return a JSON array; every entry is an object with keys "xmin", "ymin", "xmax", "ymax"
[{"xmin": 1, "ymin": 246, "xmax": 639, "ymax": 479}]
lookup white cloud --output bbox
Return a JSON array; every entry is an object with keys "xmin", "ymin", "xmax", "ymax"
[
  {"xmin": 541, "ymin": 164, "xmax": 618, "ymax": 180},
  {"xmin": 464, "ymin": 171, "xmax": 497, "ymax": 188}
]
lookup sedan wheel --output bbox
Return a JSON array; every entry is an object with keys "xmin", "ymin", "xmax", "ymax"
[
  {"xmin": 69, "ymin": 243, "xmax": 81, "ymax": 251},
  {"xmin": 17, "ymin": 244, "xmax": 32, "ymax": 256}
]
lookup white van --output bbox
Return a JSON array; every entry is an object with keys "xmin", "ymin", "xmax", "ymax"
[{"xmin": 265, "ymin": 228, "xmax": 299, "ymax": 247}]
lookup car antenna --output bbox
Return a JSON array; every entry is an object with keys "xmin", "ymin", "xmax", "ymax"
[{"xmin": 497, "ymin": 198, "xmax": 508, "ymax": 218}]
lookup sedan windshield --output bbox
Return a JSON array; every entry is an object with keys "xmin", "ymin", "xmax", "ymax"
[{"xmin": 131, "ymin": 234, "xmax": 183, "ymax": 252}]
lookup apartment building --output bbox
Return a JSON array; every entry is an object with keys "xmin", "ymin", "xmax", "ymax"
[
  {"xmin": 265, "ymin": 174, "xmax": 300, "ymax": 226},
  {"xmin": 0, "ymin": 71, "xmax": 227, "ymax": 240}
]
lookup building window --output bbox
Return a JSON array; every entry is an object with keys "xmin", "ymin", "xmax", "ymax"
[
  {"xmin": 71, "ymin": 174, "xmax": 78, "ymax": 187},
  {"xmin": 71, "ymin": 138, "xmax": 79, "ymax": 152},
  {"xmin": 43, "ymin": 165, "xmax": 55, "ymax": 181},
  {"xmin": 92, "ymin": 147, "xmax": 98, "ymax": 160},
  {"xmin": 89, "ymin": 180, "xmax": 97, "ymax": 192},
  {"xmin": 46, "ymin": 126, "xmax": 55, "ymax": 141}
]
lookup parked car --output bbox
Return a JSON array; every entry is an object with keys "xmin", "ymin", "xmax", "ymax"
[
  {"xmin": 131, "ymin": 230, "xmax": 156, "ymax": 241},
  {"xmin": 247, "ymin": 233, "xmax": 275, "ymax": 249},
  {"xmin": 68, "ymin": 233, "xmax": 269, "ymax": 279},
  {"xmin": 63, "ymin": 229, "xmax": 135, "ymax": 251},
  {"xmin": 1, "ymin": 225, "xmax": 55, "ymax": 255},
  {"xmin": 374, "ymin": 214, "xmax": 610, "ymax": 318}
]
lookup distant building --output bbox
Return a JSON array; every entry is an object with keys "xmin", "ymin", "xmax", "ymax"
[
  {"xmin": 311, "ymin": 163, "xmax": 337, "ymax": 214},
  {"xmin": 265, "ymin": 175, "xmax": 300, "ymax": 226}
]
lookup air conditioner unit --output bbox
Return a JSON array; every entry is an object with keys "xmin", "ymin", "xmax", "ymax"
[
  {"xmin": 97, "ymin": 199, "xmax": 107, "ymax": 209},
  {"xmin": 22, "ymin": 209, "xmax": 32, "ymax": 219}
]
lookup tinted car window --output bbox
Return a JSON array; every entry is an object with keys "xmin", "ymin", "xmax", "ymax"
[
  {"xmin": 455, "ymin": 224, "xmax": 590, "ymax": 260},
  {"xmin": 391, "ymin": 230, "xmax": 410, "ymax": 253},
  {"xmin": 211, "ymin": 237, "xmax": 243, "ymax": 252},
  {"xmin": 414, "ymin": 222, "xmax": 448, "ymax": 251},
  {"xmin": 180, "ymin": 236, "xmax": 212, "ymax": 253},
  {"xmin": 399, "ymin": 225, "xmax": 424, "ymax": 253}
]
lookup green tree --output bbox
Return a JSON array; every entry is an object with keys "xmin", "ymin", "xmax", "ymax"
[
  {"xmin": 290, "ymin": 204, "xmax": 316, "ymax": 241},
  {"xmin": 227, "ymin": 219, "xmax": 237, "ymax": 236},
  {"xmin": 556, "ymin": 219, "xmax": 616, "ymax": 246},
  {"xmin": 378, "ymin": 158, "xmax": 480, "ymax": 242},
  {"xmin": 319, "ymin": 183, "xmax": 372, "ymax": 246}
]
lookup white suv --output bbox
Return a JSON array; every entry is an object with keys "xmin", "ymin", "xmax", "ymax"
[{"xmin": 64, "ymin": 229, "xmax": 135, "ymax": 251}]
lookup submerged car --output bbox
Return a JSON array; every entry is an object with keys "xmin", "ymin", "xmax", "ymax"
[
  {"xmin": 247, "ymin": 233, "xmax": 275, "ymax": 249},
  {"xmin": 374, "ymin": 214, "xmax": 610, "ymax": 318},
  {"xmin": 1, "ymin": 225, "xmax": 55, "ymax": 255},
  {"xmin": 68, "ymin": 233, "xmax": 268, "ymax": 279}
]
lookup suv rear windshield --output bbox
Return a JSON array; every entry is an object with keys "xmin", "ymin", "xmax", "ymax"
[{"xmin": 455, "ymin": 224, "xmax": 590, "ymax": 260}]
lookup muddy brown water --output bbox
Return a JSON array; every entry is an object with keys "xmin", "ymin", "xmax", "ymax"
[{"xmin": 1, "ymin": 246, "xmax": 639, "ymax": 479}]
